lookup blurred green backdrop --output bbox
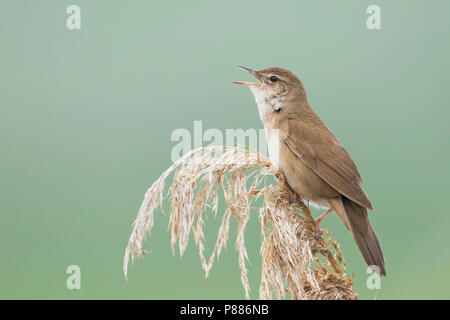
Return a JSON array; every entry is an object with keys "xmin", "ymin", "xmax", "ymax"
[{"xmin": 1, "ymin": 0, "xmax": 449, "ymax": 299}]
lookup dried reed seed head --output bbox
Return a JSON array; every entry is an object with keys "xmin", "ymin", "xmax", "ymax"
[{"xmin": 123, "ymin": 146, "xmax": 357, "ymax": 300}]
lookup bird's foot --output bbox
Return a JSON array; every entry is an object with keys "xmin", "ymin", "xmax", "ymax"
[
  {"xmin": 315, "ymin": 223, "xmax": 322, "ymax": 236},
  {"xmin": 314, "ymin": 208, "xmax": 333, "ymax": 237},
  {"xmin": 290, "ymin": 192, "xmax": 299, "ymax": 204}
]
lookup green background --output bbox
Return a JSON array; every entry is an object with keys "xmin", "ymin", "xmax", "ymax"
[{"xmin": 1, "ymin": 0, "xmax": 449, "ymax": 299}]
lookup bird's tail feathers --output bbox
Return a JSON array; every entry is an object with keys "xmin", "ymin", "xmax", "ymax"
[{"xmin": 341, "ymin": 196, "xmax": 386, "ymax": 277}]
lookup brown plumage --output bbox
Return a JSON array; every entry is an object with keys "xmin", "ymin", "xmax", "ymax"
[{"xmin": 234, "ymin": 66, "xmax": 386, "ymax": 276}]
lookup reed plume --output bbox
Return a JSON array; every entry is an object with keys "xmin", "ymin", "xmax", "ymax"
[{"xmin": 123, "ymin": 146, "xmax": 357, "ymax": 300}]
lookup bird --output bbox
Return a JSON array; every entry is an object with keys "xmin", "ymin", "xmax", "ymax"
[{"xmin": 234, "ymin": 66, "xmax": 386, "ymax": 276}]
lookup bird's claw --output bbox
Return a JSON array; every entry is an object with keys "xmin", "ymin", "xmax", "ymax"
[{"xmin": 315, "ymin": 224, "xmax": 323, "ymax": 238}]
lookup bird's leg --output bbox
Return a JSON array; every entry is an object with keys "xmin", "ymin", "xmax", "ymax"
[
  {"xmin": 290, "ymin": 192, "xmax": 299, "ymax": 204},
  {"xmin": 315, "ymin": 208, "xmax": 332, "ymax": 234}
]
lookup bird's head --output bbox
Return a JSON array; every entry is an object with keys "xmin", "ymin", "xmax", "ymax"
[{"xmin": 233, "ymin": 66, "xmax": 307, "ymax": 117}]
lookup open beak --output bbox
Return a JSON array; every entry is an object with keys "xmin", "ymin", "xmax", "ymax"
[{"xmin": 233, "ymin": 66, "xmax": 263, "ymax": 86}]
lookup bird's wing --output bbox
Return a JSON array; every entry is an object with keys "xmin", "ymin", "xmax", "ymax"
[{"xmin": 284, "ymin": 118, "xmax": 373, "ymax": 210}]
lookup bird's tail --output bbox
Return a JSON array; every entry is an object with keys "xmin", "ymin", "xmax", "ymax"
[{"xmin": 341, "ymin": 196, "xmax": 386, "ymax": 277}]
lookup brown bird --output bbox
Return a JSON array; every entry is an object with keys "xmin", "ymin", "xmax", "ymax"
[{"xmin": 234, "ymin": 66, "xmax": 386, "ymax": 276}]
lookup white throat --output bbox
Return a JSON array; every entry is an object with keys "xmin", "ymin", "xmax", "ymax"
[
  {"xmin": 249, "ymin": 86, "xmax": 282, "ymax": 170},
  {"xmin": 249, "ymin": 86, "xmax": 283, "ymax": 122}
]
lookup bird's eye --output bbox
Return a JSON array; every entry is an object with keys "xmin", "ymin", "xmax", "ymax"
[{"xmin": 269, "ymin": 76, "xmax": 279, "ymax": 82}]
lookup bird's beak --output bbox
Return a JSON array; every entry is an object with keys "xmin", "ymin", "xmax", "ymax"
[{"xmin": 233, "ymin": 66, "xmax": 264, "ymax": 86}]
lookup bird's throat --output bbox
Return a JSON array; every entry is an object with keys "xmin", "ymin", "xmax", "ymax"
[
  {"xmin": 249, "ymin": 86, "xmax": 283, "ymax": 122},
  {"xmin": 248, "ymin": 86, "xmax": 283, "ymax": 170}
]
